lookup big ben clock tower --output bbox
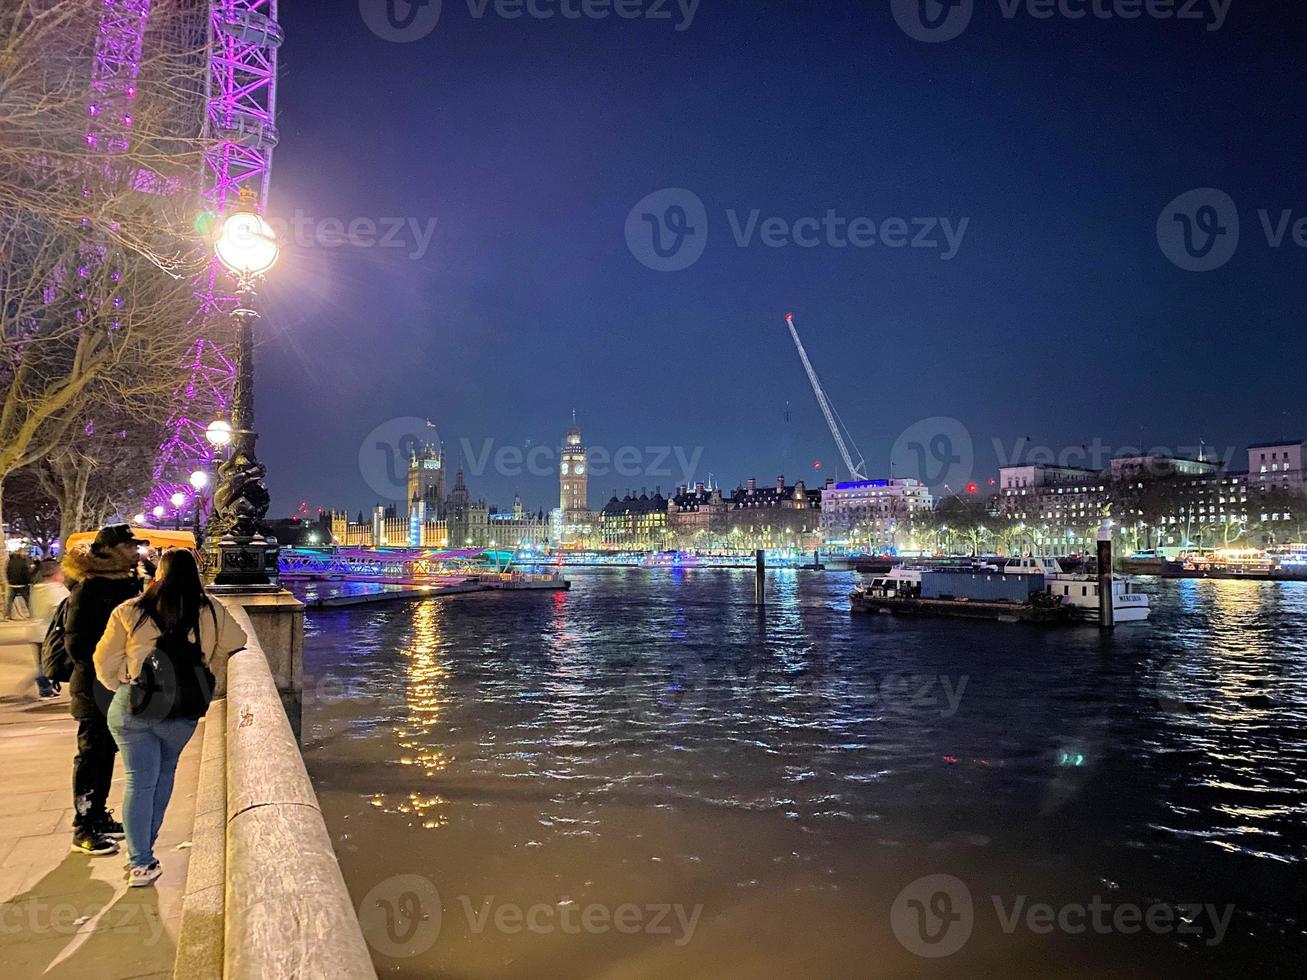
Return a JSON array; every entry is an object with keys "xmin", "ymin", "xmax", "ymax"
[
  {"xmin": 560, "ymin": 410, "xmax": 588, "ymax": 513},
  {"xmin": 556, "ymin": 411, "xmax": 594, "ymax": 546}
]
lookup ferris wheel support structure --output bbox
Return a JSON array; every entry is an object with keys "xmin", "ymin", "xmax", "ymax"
[{"xmin": 148, "ymin": 1, "xmax": 283, "ymax": 511}]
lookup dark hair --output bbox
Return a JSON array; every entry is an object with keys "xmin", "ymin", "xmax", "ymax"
[
  {"xmin": 133, "ymin": 548, "xmax": 211, "ymax": 637},
  {"xmin": 34, "ymin": 560, "xmax": 60, "ymax": 584}
]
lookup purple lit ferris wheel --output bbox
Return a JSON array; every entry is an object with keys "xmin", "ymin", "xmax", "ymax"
[{"xmin": 146, "ymin": 1, "xmax": 282, "ymax": 512}]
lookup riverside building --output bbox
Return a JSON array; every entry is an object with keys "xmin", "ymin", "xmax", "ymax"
[{"xmin": 818, "ymin": 478, "xmax": 934, "ymax": 552}]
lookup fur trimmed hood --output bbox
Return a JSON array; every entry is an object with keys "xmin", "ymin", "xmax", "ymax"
[{"xmin": 61, "ymin": 545, "xmax": 138, "ymax": 584}]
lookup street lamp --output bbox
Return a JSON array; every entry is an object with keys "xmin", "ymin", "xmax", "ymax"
[
  {"xmin": 189, "ymin": 471, "xmax": 210, "ymax": 540},
  {"xmin": 170, "ymin": 491, "xmax": 186, "ymax": 531},
  {"xmin": 210, "ymin": 186, "xmax": 279, "ymax": 587},
  {"xmin": 205, "ymin": 419, "xmax": 233, "ymax": 449}
]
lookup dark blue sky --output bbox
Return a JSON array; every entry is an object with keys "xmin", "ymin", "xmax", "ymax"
[{"xmin": 255, "ymin": 0, "xmax": 1307, "ymax": 516}]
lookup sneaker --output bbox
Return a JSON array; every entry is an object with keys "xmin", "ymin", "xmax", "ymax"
[
  {"xmin": 70, "ymin": 830, "xmax": 119, "ymax": 856},
  {"xmin": 93, "ymin": 811, "xmax": 125, "ymax": 840},
  {"xmin": 127, "ymin": 862, "xmax": 162, "ymax": 888}
]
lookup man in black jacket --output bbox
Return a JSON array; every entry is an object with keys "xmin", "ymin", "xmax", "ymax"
[{"xmin": 62, "ymin": 524, "xmax": 148, "ymax": 855}]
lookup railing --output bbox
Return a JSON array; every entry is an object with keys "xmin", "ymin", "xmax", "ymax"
[{"xmin": 175, "ymin": 600, "xmax": 375, "ymax": 979}]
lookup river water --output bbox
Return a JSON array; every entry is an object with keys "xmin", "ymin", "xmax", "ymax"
[{"xmin": 299, "ymin": 569, "xmax": 1306, "ymax": 978}]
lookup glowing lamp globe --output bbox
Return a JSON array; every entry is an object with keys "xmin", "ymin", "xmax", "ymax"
[
  {"xmin": 152, "ymin": 505, "xmax": 165, "ymax": 519},
  {"xmin": 215, "ymin": 208, "xmax": 279, "ymax": 277},
  {"xmin": 189, "ymin": 470, "xmax": 209, "ymax": 491},
  {"xmin": 205, "ymin": 419, "xmax": 232, "ymax": 448},
  {"xmin": 170, "ymin": 491, "xmax": 186, "ymax": 509}
]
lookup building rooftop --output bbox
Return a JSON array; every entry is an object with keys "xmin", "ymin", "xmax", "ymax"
[{"xmin": 1248, "ymin": 439, "xmax": 1306, "ymax": 449}]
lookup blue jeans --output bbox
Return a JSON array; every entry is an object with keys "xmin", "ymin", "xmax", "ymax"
[{"xmin": 106, "ymin": 687, "xmax": 197, "ymax": 867}]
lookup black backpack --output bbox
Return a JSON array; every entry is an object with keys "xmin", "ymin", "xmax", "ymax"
[
  {"xmin": 40, "ymin": 597, "xmax": 74, "ymax": 684},
  {"xmin": 129, "ymin": 612, "xmax": 216, "ymax": 721}
]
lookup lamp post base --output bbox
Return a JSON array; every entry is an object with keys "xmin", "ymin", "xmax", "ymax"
[{"xmin": 212, "ymin": 532, "xmax": 281, "ymax": 588}]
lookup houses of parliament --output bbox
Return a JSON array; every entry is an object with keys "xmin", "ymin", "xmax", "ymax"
[
  {"xmin": 329, "ymin": 442, "xmax": 551, "ymax": 551},
  {"xmin": 329, "ymin": 418, "xmax": 591, "ymax": 550}
]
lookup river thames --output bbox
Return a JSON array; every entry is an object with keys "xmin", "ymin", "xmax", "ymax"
[{"xmin": 299, "ymin": 570, "xmax": 1305, "ymax": 977}]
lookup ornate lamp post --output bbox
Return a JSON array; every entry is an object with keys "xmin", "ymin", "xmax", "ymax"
[{"xmin": 210, "ymin": 187, "xmax": 280, "ymax": 587}]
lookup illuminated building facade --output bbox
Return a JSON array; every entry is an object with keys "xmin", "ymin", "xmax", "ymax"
[
  {"xmin": 819, "ymin": 478, "xmax": 934, "ymax": 552},
  {"xmin": 330, "ymin": 449, "xmax": 547, "ymax": 550},
  {"xmin": 667, "ymin": 483, "xmax": 728, "ymax": 548},
  {"xmin": 600, "ymin": 490, "xmax": 670, "ymax": 549},
  {"xmin": 722, "ymin": 477, "xmax": 823, "ymax": 551},
  {"xmin": 998, "ymin": 440, "xmax": 1307, "ymax": 551}
]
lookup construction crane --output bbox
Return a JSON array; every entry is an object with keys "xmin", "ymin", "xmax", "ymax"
[{"xmin": 784, "ymin": 313, "xmax": 868, "ymax": 482}]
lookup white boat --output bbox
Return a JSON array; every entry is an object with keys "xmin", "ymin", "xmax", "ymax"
[{"xmin": 1001, "ymin": 556, "xmax": 1151, "ymax": 622}]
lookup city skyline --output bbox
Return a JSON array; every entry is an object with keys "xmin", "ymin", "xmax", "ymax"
[{"xmin": 252, "ymin": 3, "xmax": 1306, "ymax": 517}]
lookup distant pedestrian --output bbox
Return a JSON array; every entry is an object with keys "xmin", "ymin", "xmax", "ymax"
[
  {"xmin": 28, "ymin": 561, "xmax": 69, "ymax": 699},
  {"xmin": 62, "ymin": 524, "xmax": 151, "ymax": 856},
  {"xmin": 95, "ymin": 548, "xmax": 246, "ymax": 887},
  {"xmin": 7, "ymin": 549, "xmax": 33, "ymax": 617}
]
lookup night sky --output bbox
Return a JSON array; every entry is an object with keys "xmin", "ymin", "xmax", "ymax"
[{"xmin": 254, "ymin": 0, "xmax": 1307, "ymax": 516}]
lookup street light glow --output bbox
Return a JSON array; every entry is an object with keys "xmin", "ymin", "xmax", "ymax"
[
  {"xmin": 215, "ymin": 208, "xmax": 280, "ymax": 277},
  {"xmin": 170, "ymin": 491, "xmax": 186, "ymax": 508},
  {"xmin": 190, "ymin": 470, "xmax": 210, "ymax": 491},
  {"xmin": 152, "ymin": 505, "xmax": 165, "ymax": 519},
  {"xmin": 205, "ymin": 419, "xmax": 232, "ymax": 448}
]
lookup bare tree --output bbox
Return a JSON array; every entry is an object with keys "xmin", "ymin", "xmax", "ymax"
[{"xmin": 0, "ymin": 1, "xmax": 211, "ymax": 613}]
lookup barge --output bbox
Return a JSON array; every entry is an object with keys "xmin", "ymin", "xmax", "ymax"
[{"xmin": 850, "ymin": 558, "xmax": 1150, "ymax": 624}]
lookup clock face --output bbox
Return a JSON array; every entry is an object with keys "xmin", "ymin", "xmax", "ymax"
[
  {"xmin": 575, "ymin": 465, "xmax": 585, "ymax": 475},
  {"xmin": 561, "ymin": 462, "xmax": 570, "ymax": 475}
]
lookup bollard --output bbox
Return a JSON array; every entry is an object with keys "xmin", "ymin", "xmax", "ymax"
[
  {"xmin": 755, "ymin": 549, "xmax": 766, "ymax": 606},
  {"xmin": 1096, "ymin": 522, "xmax": 1114, "ymax": 629}
]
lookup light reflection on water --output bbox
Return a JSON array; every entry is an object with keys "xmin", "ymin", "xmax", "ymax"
[{"xmin": 301, "ymin": 571, "xmax": 1306, "ymax": 976}]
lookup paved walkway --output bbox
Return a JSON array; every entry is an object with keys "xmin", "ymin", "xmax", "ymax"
[{"xmin": 0, "ymin": 625, "xmax": 201, "ymax": 979}]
